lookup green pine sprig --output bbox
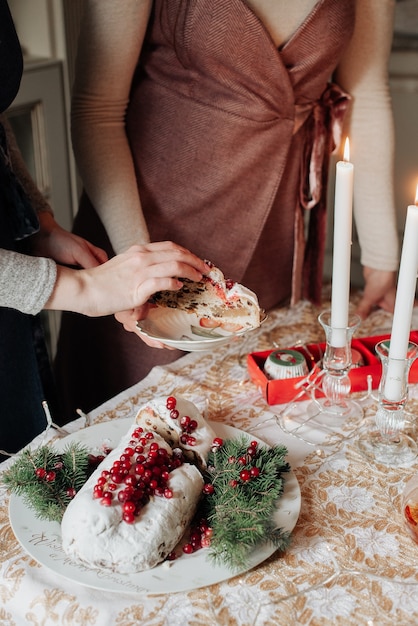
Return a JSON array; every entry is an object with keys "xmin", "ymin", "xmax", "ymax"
[
  {"xmin": 200, "ymin": 436, "xmax": 292, "ymax": 571},
  {"xmin": 2, "ymin": 442, "xmax": 91, "ymax": 522}
]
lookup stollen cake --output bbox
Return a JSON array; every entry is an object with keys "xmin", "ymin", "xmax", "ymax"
[
  {"xmin": 151, "ymin": 261, "xmax": 261, "ymax": 333},
  {"xmin": 61, "ymin": 395, "xmax": 211, "ymax": 573}
]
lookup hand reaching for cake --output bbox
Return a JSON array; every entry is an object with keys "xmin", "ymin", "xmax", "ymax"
[{"xmin": 44, "ymin": 241, "xmax": 210, "ymax": 319}]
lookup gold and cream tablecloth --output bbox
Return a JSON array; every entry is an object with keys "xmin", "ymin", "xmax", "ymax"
[{"xmin": 2, "ymin": 294, "xmax": 418, "ymax": 626}]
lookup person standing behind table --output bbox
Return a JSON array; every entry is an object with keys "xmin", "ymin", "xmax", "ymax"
[
  {"xmin": 54, "ymin": 0, "xmax": 400, "ymax": 420},
  {"xmin": 0, "ymin": 0, "xmax": 209, "ymax": 458}
]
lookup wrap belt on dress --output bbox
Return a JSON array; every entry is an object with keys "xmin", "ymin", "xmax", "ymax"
[{"xmin": 292, "ymin": 82, "xmax": 351, "ymax": 305}]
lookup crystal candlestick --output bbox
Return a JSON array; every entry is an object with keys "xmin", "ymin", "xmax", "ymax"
[
  {"xmin": 308, "ymin": 310, "xmax": 361, "ymax": 419},
  {"xmin": 357, "ymin": 340, "xmax": 418, "ymax": 466}
]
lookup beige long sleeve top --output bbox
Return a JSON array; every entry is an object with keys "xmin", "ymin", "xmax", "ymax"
[{"xmin": 71, "ymin": 0, "xmax": 399, "ymax": 272}]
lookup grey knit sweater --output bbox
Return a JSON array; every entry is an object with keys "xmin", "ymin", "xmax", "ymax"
[{"xmin": 0, "ymin": 249, "xmax": 56, "ymax": 315}]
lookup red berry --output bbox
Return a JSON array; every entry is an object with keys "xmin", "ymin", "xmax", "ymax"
[
  {"xmin": 212, "ymin": 437, "xmax": 223, "ymax": 447},
  {"xmin": 180, "ymin": 415, "xmax": 191, "ymax": 429},
  {"xmin": 164, "ymin": 488, "xmax": 173, "ymax": 499},
  {"xmin": 250, "ymin": 467, "xmax": 260, "ymax": 478},
  {"xmin": 170, "ymin": 409, "xmax": 179, "ymax": 420},
  {"xmin": 123, "ymin": 501, "xmax": 136, "ymax": 514},
  {"xmin": 240, "ymin": 469, "xmax": 251, "ymax": 482},
  {"xmin": 166, "ymin": 396, "xmax": 177, "ymax": 410},
  {"xmin": 123, "ymin": 511, "xmax": 135, "ymax": 524},
  {"xmin": 203, "ymin": 483, "xmax": 215, "ymax": 495},
  {"xmin": 182, "ymin": 543, "xmax": 194, "ymax": 554},
  {"xmin": 45, "ymin": 471, "xmax": 56, "ymax": 482},
  {"xmin": 230, "ymin": 479, "xmax": 238, "ymax": 488},
  {"xmin": 93, "ymin": 485, "xmax": 104, "ymax": 498},
  {"xmin": 188, "ymin": 419, "xmax": 198, "ymax": 432},
  {"xmin": 66, "ymin": 487, "xmax": 76, "ymax": 498},
  {"xmin": 35, "ymin": 467, "xmax": 46, "ymax": 479}
]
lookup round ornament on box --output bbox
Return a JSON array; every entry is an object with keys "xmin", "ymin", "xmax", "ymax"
[{"xmin": 264, "ymin": 349, "xmax": 309, "ymax": 380}]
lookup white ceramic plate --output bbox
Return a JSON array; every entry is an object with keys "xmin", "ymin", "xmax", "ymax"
[
  {"xmin": 136, "ymin": 308, "xmax": 263, "ymax": 351},
  {"xmin": 8, "ymin": 420, "xmax": 300, "ymax": 595}
]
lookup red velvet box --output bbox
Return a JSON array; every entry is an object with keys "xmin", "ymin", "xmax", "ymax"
[{"xmin": 247, "ymin": 331, "xmax": 418, "ymax": 406}]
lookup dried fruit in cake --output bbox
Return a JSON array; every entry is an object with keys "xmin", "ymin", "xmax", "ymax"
[
  {"xmin": 135, "ymin": 395, "xmax": 216, "ymax": 469},
  {"xmin": 151, "ymin": 261, "xmax": 261, "ymax": 333}
]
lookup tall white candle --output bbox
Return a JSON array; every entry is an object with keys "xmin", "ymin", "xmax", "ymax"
[
  {"xmin": 330, "ymin": 138, "xmax": 354, "ymax": 347},
  {"xmin": 385, "ymin": 191, "xmax": 418, "ymax": 401}
]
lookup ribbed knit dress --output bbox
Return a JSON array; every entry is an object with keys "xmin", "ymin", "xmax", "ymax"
[{"xmin": 54, "ymin": 0, "xmax": 356, "ymax": 417}]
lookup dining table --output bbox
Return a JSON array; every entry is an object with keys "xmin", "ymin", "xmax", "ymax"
[{"xmin": 2, "ymin": 290, "xmax": 418, "ymax": 626}]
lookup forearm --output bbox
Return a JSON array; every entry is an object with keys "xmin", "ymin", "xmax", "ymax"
[
  {"xmin": 349, "ymin": 96, "xmax": 399, "ymax": 271},
  {"xmin": 71, "ymin": 0, "xmax": 153, "ymax": 254},
  {"xmin": 71, "ymin": 105, "xmax": 150, "ymax": 253},
  {"xmin": 335, "ymin": 0, "xmax": 399, "ymax": 272}
]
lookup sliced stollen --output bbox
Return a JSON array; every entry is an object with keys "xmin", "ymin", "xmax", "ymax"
[{"xmin": 151, "ymin": 262, "xmax": 261, "ymax": 333}]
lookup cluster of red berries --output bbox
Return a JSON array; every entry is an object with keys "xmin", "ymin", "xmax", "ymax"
[
  {"xmin": 34, "ymin": 460, "xmax": 79, "ymax": 499},
  {"xmin": 227, "ymin": 440, "xmax": 261, "ymax": 487},
  {"xmin": 167, "ymin": 517, "xmax": 213, "ymax": 560},
  {"xmin": 166, "ymin": 396, "xmax": 198, "ymax": 447},
  {"xmin": 92, "ymin": 426, "xmax": 184, "ymax": 524},
  {"xmin": 207, "ymin": 438, "xmax": 261, "ymax": 490},
  {"xmin": 35, "ymin": 466, "xmax": 57, "ymax": 483}
]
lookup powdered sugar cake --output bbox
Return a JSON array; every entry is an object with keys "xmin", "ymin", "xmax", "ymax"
[{"xmin": 151, "ymin": 262, "xmax": 261, "ymax": 333}]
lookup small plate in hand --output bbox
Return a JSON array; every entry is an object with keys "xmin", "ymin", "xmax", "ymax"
[{"xmin": 136, "ymin": 307, "xmax": 265, "ymax": 352}]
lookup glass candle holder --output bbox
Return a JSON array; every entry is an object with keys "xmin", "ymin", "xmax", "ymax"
[
  {"xmin": 357, "ymin": 340, "xmax": 418, "ymax": 466},
  {"xmin": 311, "ymin": 310, "xmax": 361, "ymax": 418}
]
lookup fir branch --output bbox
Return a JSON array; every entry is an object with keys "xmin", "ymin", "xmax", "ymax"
[
  {"xmin": 2, "ymin": 442, "xmax": 91, "ymax": 523},
  {"xmin": 200, "ymin": 436, "xmax": 292, "ymax": 571}
]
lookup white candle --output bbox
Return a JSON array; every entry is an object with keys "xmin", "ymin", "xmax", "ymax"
[
  {"xmin": 330, "ymin": 138, "xmax": 354, "ymax": 347},
  {"xmin": 385, "ymin": 189, "xmax": 418, "ymax": 401}
]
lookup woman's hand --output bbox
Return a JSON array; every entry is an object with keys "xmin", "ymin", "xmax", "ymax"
[
  {"xmin": 45, "ymin": 241, "xmax": 210, "ymax": 320},
  {"xmin": 30, "ymin": 211, "xmax": 108, "ymax": 268},
  {"xmin": 355, "ymin": 266, "xmax": 397, "ymax": 319},
  {"xmin": 114, "ymin": 306, "xmax": 172, "ymax": 349}
]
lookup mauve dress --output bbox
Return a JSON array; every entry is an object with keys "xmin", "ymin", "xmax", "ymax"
[{"xmin": 54, "ymin": 0, "xmax": 355, "ymax": 420}]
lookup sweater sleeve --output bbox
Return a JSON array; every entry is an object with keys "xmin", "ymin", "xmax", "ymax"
[
  {"xmin": 0, "ymin": 248, "xmax": 57, "ymax": 314},
  {"xmin": 71, "ymin": 0, "xmax": 152, "ymax": 253},
  {"xmin": 334, "ymin": 0, "xmax": 399, "ymax": 272}
]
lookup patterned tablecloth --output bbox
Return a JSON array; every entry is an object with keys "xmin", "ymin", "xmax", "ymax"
[{"xmin": 2, "ymin": 294, "xmax": 418, "ymax": 626}]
